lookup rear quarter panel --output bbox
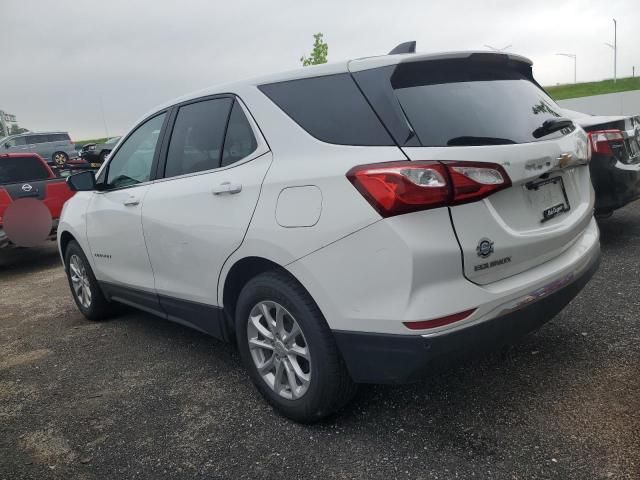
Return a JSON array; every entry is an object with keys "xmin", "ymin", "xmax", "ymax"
[{"xmin": 217, "ymin": 85, "xmax": 405, "ymax": 304}]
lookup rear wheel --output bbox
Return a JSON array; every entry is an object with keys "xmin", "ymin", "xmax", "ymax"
[
  {"xmin": 235, "ymin": 271, "xmax": 356, "ymax": 423},
  {"xmin": 52, "ymin": 151, "xmax": 68, "ymax": 167},
  {"xmin": 64, "ymin": 241, "xmax": 116, "ymax": 320}
]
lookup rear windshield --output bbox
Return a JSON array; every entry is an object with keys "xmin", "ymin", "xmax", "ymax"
[
  {"xmin": 0, "ymin": 156, "xmax": 50, "ymax": 184},
  {"xmin": 390, "ymin": 59, "xmax": 572, "ymax": 146}
]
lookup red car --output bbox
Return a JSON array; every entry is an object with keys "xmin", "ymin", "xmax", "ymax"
[{"xmin": 0, "ymin": 153, "xmax": 75, "ymax": 248}]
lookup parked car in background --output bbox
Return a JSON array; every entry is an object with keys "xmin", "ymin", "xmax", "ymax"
[
  {"xmin": 563, "ymin": 109, "xmax": 640, "ymax": 216},
  {"xmin": 1, "ymin": 132, "xmax": 77, "ymax": 172},
  {"xmin": 0, "ymin": 153, "xmax": 74, "ymax": 248},
  {"xmin": 78, "ymin": 137, "xmax": 121, "ymax": 165},
  {"xmin": 58, "ymin": 49, "xmax": 600, "ymax": 422}
]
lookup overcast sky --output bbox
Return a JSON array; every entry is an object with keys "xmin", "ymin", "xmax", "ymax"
[{"xmin": 1, "ymin": 0, "xmax": 638, "ymax": 140}]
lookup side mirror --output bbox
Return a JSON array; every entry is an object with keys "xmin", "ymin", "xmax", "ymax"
[
  {"xmin": 4, "ymin": 143, "xmax": 9, "ymax": 149},
  {"xmin": 67, "ymin": 170, "xmax": 96, "ymax": 191}
]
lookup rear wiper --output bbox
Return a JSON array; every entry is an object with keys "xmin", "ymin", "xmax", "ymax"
[
  {"xmin": 532, "ymin": 117, "xmax": 574, "ymax": 139},
  {"xmin": 447, "ymin": 136, "xmax": 516, "ymax": 146}
]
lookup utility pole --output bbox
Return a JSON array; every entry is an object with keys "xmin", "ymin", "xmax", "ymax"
[
  {"xmin": 98, "ymin": 95, "xmax": 109, "ymax": 138},
  {"xmin": 556, "ymin": 53, "xmax": 577, "ymax": 83},
  {"xmin": 484, "ymin": 44, "xmax": 512, "ymax": 52},
  {"xmin": 613, "ymin": 18, "xmax": 617, "ymax": 83},
  {"xmin": 605, "ymin": 19, "xmax": 617, "ymax": 83}
]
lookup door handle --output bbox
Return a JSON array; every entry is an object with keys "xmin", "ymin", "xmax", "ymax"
[
  {"xmin": 212, "ymin": 181, "xmax": 242, "ymax": 195},
  {"xmin": 123, "ymin": 196, "xmax": 140, "ymax": 206}
]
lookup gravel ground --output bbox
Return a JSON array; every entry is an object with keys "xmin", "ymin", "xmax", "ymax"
[{"xmin": 1, "ymin": 205, "xmax": 639, "ymax": 480}]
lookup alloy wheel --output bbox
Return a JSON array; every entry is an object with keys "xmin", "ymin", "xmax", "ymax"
[
  {"xmin": 247, "ymin": 300, "xmax": 311, "ymax": 400},
  {"xmin": 69, "ymin": 254, "xmax": 92, "ymax": 308},
  {"xmin": 54, "ymin": 153, "xmax": 66, "ymax": 166}
]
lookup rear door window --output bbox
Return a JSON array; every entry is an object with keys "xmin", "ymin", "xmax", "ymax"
[
  {"xmin": 0, "ymin": 156, "xmax": 49, "ymax": 184},
  {"xmin": 221, "ymin": 101, "xmax": 257, "ymax": 168},
  {"xmin": 388, "ymin": 59, "xmax": 573, "ymax": 146},
  {"xmin": 259, "ymin": 73, "xmax": 393, "ymax": 146},
  {"xmin": 164, "ymin": 97, "xmax": 233, "ymax": 178},
  {"xmin": 49, "ymin": 134, "xmax": 69, "ymax": 142}
]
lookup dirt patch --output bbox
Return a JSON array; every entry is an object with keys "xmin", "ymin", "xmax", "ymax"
[
  {"xmin": 0, "ymin": 348, "xmax": 52, "ymax": 370},
  {"xmin": 19, "ymin": 428, "xmax": 77, "ymax": 466}
]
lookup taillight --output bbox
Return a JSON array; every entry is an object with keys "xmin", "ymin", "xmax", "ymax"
[
  {"xmin": 346, "ymin": 161, "xmax": 511, "ymax": 218},
  {"xmin": 588, "ymin": 129, "xmax": 624, "ymax": 155},
  {"xmin": 446, "ymin": 162, "xmax": 511, "ymax": 205}
]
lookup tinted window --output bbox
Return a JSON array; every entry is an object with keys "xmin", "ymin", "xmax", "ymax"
[
  {"xmin": 259, "ymin": 73, "xmax": 393, "ymax": 146},
  {"xmin": 389, "ymin": 59, "xmax": 572, "ymax": 146},
  {"xmin": 49, "ymin": 133, "xmax": 69, "ymax": 142},
  {"xmin": 164, "ymin": 98, "xmax": 232, "ymax": 178},
  {"xmin": 0, "ymin": 156, "xmax": 49, "ymax": 184},
  {"xmin": 26, "ymin": 135, "xmax": 46, "ymax": 144},
  {"xmin": 106, "ymin": 113, "xmax": 165, "ymax": 189},
  {"xmin": 221, "ymin": 101, "xmax": 257, "ymax": 167},
  {"xmin": 6, "ymin": 136, "xmax": 26, "ymax": 147}
]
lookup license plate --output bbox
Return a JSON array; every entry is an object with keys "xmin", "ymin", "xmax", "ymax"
[
  {"xmin": 90, "ymin": 163, "xmax": 101, "ymax": 168},
  {"xmin": 526, "ymin": 176, "xmax": 571, "ymax": 223}
]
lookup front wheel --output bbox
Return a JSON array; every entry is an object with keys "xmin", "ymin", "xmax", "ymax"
[
  {"xmin": 64, "ymin": 240, "xmax": 116, "ymax": 320},
  {"xmin": 236, "ymin": 271, "xmax": 357, "ymax": 423}
]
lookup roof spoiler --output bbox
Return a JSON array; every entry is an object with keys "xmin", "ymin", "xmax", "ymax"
[{"xmin": 388, "ymin": 41, "xmax": 416, "ymax": 55}]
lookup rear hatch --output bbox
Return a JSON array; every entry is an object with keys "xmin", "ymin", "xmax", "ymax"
[{"xmin": 351, "ymin": 53, "xmax": 593, "ymax": 284}]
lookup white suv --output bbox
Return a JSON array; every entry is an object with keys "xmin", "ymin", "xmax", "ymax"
[{"xmin": 58, "ymin": 50, "xmax": 600, "ymax": 422}]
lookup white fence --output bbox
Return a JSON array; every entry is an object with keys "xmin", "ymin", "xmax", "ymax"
[{"xmin": 558, "ymin": 90, "xmax": 640, "ymax": 116}]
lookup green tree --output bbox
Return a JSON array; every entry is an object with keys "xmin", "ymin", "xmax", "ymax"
[
  {"xmin": 9, "ymin": 124, "xmax": 28, "ymax": 135},
  {"xmin": 300, "ymin": 33, "xmax": 328, "ymax": 66}
]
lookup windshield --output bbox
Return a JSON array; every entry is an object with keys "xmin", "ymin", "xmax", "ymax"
[{"xmin": 391, "ymin": 59, "xmax": 574, "ymax": 147}]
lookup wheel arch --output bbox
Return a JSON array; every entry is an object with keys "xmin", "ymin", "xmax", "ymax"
[
  {"xmin": 222, "ymin": 256, "xmax": 290, "ymax": 321},
  {"xmin": 59, "ymin": 230, "xmax": 76, "ymax": 256}
]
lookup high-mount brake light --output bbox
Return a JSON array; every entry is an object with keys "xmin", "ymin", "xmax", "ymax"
[{"xmin": 347, "ymin": 161, "xmax": 511, "ymax": 218}]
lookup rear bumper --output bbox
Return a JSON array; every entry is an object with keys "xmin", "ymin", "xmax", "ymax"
[
  {"xmin": 333, "ymin": 248, "xmax": 600, "ymax": 384},
  {"xmin": 590, "ymin": 155, "xmax": 640, "ymax": 212}
]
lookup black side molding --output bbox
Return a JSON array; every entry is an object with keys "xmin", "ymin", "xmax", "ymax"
[{"xmin": 99, "ymin": 281, "xmax": 229, "ymax": 341}]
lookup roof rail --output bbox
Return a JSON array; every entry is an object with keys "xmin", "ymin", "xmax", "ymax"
[{"xmin": 388, "ymin": 41, "xmax": 416, "ymax": 55}]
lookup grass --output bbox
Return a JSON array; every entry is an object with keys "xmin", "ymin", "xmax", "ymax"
[
  {"xmin": 546, "ymin": 76, "xmax": 640, "ymax": 100},
  {"xmin": 74, "ymin": 137, "xmax": 109, "ymax": 148}
]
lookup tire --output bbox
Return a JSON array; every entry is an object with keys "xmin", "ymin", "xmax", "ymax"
[
  {"xmin": 235, "ymin": 270, "xmax": 357, "ymax": 423},
  {"xmin": 52, "ymin": 151, "xmax": 69, "ymax": 167},
  {"xmin": 63, "ymin": 240, "xmax": 116, "ymax": 321},
  {"xmin": 99, "ymin": 150, "xmax": 110, "ymax": 163}
]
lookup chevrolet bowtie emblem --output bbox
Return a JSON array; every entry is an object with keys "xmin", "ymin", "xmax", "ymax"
[{"xmin": 557, "ymin": 153, "xmax": 573, "ymax": 169}]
